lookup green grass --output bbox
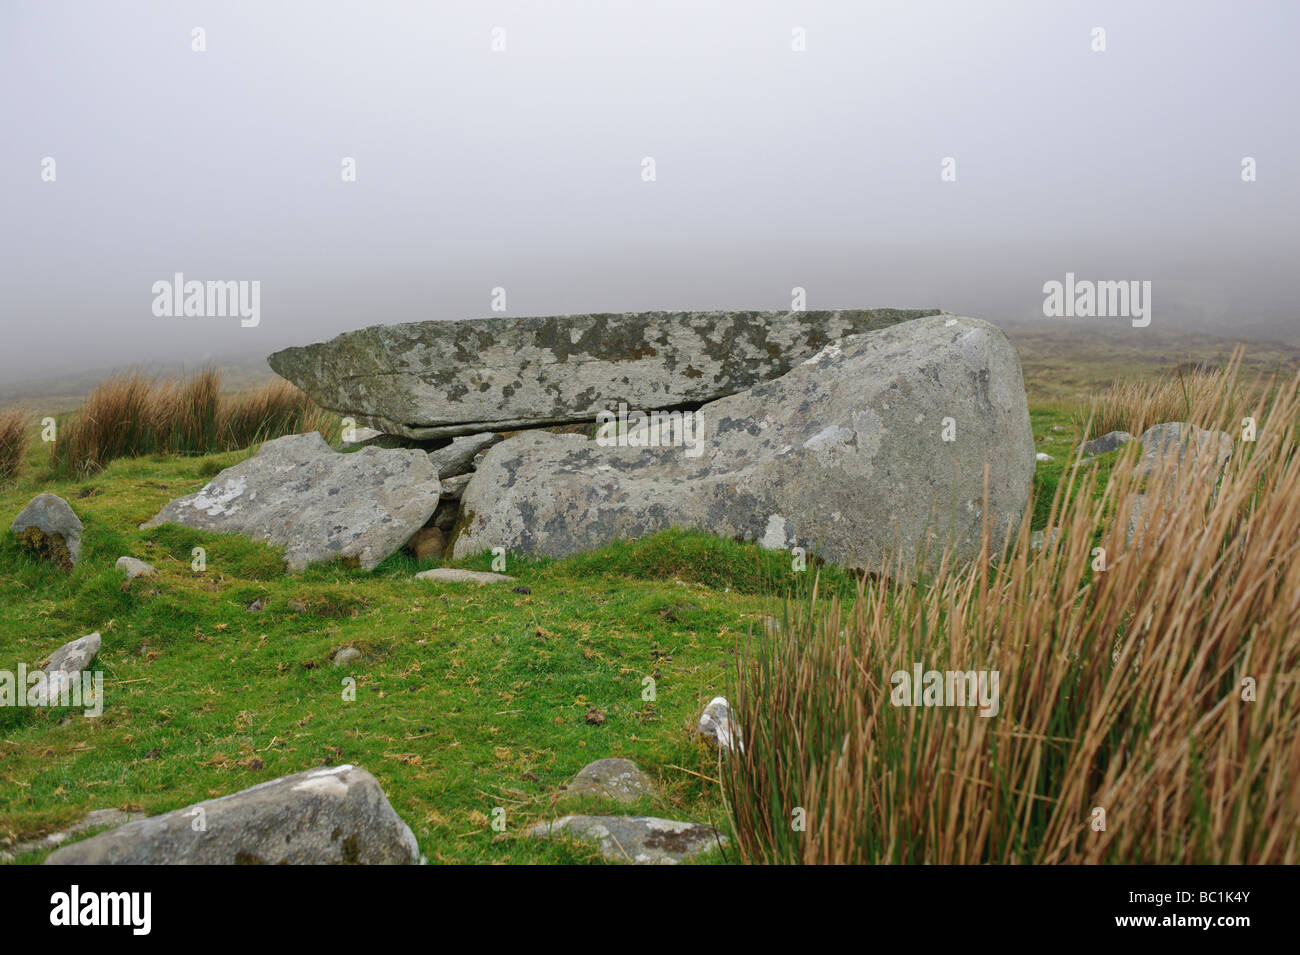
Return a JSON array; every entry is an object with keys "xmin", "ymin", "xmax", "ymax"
[{"xmin": 0, "ymin": 408, "xmax": 1081, "ymax": 864}]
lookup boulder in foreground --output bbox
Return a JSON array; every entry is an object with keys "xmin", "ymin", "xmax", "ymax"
[
  {"xmin": 528, "ymin": 815, "xmax": 724, "ymax": 864},
  {"xmin": 141, "ymin": 433, "xmax": 440, "ymax": 571},
  {"xmin": 44, "ymin": 765, "xmax": 418, "ymax": 864},
  {"xmin": 268, "ymin": 309, "xmax": 938, "ymax": 439},
  {"xmin": 454, "ymin": 314, "xmax": 1035, "ymax": 574},
  {"xmin": 11, "ymin": 493, "xmax": 83, "ymax": 569}
]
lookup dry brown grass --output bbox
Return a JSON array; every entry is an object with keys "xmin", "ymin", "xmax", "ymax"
[
  {"xmin": 50, "ymin": 369, "xmax": 337, "ymax": 477},
  {"xmin": 725, "ymin": 352, "xmax": 1300, "ymax": 864},
  {"xmin": 0, "ymin": 409, "xmax": 29, "ymax": 483},
  {"xmin": 1076, "ymin": 365, "xmax": 1250, "ymax": 440}
]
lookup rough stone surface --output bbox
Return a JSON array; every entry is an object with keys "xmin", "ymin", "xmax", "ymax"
[
  {"xmin": 268, "ymin": 309, "xmax": 939, "ymax": 439},
  {"xmin": 1081, "ymin": 430, "xmax": 1133, "ymax": 457},
  {"xmin": 453, "ymin": 314, "xmax": 1034, "ymax": 574},
  {"xmin": 414, "ymin": 568, "xmax": 516, "ymax": 585},
  {"xmin": 332, "ymin": 647, "xmax": 362, "ymax": 668},
  {"xmin": 405, "ymin": 526, "xmax": 445, "ymax": 561},
  {"xmin": 141, "ymin": 432, "xmax": 440, "ymax": 571},
  {"xmin": 11, "ymin": 493, "xmax": 83, "ymax": 568},
  {"xmin": 1136, "ymin": 422, "xmax": 1233, "ymax": 480},
  {"xmin": 116, "ymin": 556, "xmax": 156, "ymax": 580},
  {"xmin": 430, "ymin": 433, "xmax": 502, "ymax": 478},
  {"xmin": 528, "ymin": 815, "xmax": 724, "ymax": 864},
  {"xmin": 563, "ymin": 758, "xmax": 656, "ymax": 804},
  {"xmin": 697, "ymin": 696, "xmax": 740, "ymax": 751},
  {"xmin": 437, "ymin": 473, "xmax": 473, "ymax": 500},
  {"xmin": 44, "ymin": 765, "xmax": 418, "ymax": 865},
  {"xmin": 33, "ymin": 633, "xmax": 101, "ymax": 706},
  {"xmin": 1, "ymin": 809, "xmax": 144, "ymax": 862}
]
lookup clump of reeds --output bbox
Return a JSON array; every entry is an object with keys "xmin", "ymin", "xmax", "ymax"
[
  {"xmin": 1076, "ymin": 364, "xmax": 1246, "ymax": 440},
  {"xmin": 50, "ymin": 369, "xmax": 338, "ymax": 477},
  {"xmin": 724, "ymin": 351, "xmax": 1299, "ymax": 864},
  {"xmin": 0, "ymin": 409, "xmax": 30, "ymax": 483}
]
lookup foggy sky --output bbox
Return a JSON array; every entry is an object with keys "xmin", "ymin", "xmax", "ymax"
[{"xmin": 3, "ymin": 0, "xmax": 1298, "ymax": 382}]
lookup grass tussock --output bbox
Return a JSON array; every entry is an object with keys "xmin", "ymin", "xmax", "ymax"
[
  {"xmin": 1076, "ymin": 365, "xmax": 1248, "ymax": 440},
  {"xmin": 50, "ymin": 370, "xmax": 338, "ymax": 477},
  {"xmin": 725, "ymin": 353, "xmax": 1300, "ymax": 864},
  {"xmin": 0, "ymin": 409, "xmax": 29, "ymax": 483}
]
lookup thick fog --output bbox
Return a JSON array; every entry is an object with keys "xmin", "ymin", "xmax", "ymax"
[{"xmin": 2, "ymin": 0, "xmax": 1297, "ymax": 382}]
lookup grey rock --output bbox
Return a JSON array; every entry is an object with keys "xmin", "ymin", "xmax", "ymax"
[
  {"xmin": 1, "ymin": 809, "xmax": 144, "ymax": 862},
  {"xmin": 1136, "ymin": 422, "xmax": 1233, "ymax": 480},
  {"xmin": 697, "ymin": 696, "xmax": 740, "ymax": 751},
  {"xmin": 430, "ymin": 432, "xmax": 502, "ymax": 478},
  {"xmin": 11, "ymin": 493, "xmax": 83, "ymax": 568},
  {"xmin": 332, "ymin": 647, "xmax": 361, "ymax": 668},
  {"xmin": 414, "ymin": 568, "xmax": 516, "ymax": 585},
  {"xmin": 141, "ymin": 432, "xmax": 440, "ymax": 571},
  {"xmin": 33, "ymin": 632, "xmax": 101, "ymax": 706},
  {"xmin": 1081, "ymin": 430, "xmax": 1133, "ymax": 457},
  {"xmin": 563, "ymin": 758, "xmax": 655, "ymax": 804},
  {"xmin": 1035, "ymin": 452, "xmax": 1054, "ymax": 463},
  {"xmin": 1029, "ymin": 528, "xmax": 1060, "ymax": 552},
  {"xmin": 528, "ymin": 815, "xmax": 724, "ymax": 864},
  {"xmin": 44, "ymin": 765, "xmax": 418, "ymax": 865},
  {"xmin": 453, "ymin": 314, "xmax": 1034, "ymax": 575},
  {"xmin": 116, "ymin": 556, "xmax": 157, "ymax": 580},
  {"xmin": 268, "ymin": 309, "xmax": 938, "ymax": 439},
  {"xmin": 437, "ymin": 473, "xmax": 473, "ymax": 500}
]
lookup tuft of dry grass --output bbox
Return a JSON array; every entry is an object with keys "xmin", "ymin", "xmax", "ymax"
[
  {"xmin": 0, "ymin": 409, "xmax": 30, "ymax": 483},
  {"xmin": 50, "ymin": 369, "xmax": 338, "ymax": 477},
  {"xmin": 1076, "ymin": 365, "xmax": 1248, "ymax": 440},
  {"xmin": 724, "ymin": 352, "xmax": 1300, "ymax": 864}
]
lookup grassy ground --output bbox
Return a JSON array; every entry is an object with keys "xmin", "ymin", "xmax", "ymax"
[
  {"xmin": 0, "ymin": 435, "xmax": 876, "ymax": 863},
  {"xmin": 0, "ymin": 364, "xmax": 1182, "ymax": 865}
]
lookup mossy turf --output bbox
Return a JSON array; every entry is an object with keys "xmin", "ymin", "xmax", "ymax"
[{"xmin": 1, "ymin": 415, "xmax": 1074, "ymax": 864}]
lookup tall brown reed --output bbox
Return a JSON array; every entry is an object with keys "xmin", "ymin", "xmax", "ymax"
[
  {"xmin": 51, "ymin": 370, "xmax": 338, "ymax": 477},
  {"xmin": 1076, "ymin": 365, "xmax": 1246, "ymax": 440},
  {"xmin": 0, "ymin": 409, "xmax": 30, "ymax": 483},
  {"xmin": 724, "ymin": 352, "xmax": 1299, "ymax": 864}
]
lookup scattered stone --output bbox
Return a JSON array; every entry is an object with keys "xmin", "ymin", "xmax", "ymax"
[
  {"xmin": 44, "ymin": 765, "xmax": 418, "ymax": 865},
  {"xmin": 0, "ymin": 809, "xmax": 144, "ymax": 863},
  {"xmin": 430, "ymin": 433, "xmax": 502, "ymax": 478},
  {"xmin": 11, "ymin": 494, "xmax": 83, "ymax": 569},
  {"xmin": 437, "ymin": 473, "xmax": 473, "ymax": 500},
  {"xmin": 141, "ymin": 432, "xmax": 441, "ymax": 571},
  {"xmin": 332, "ymin": 647, "xmax": 361, "ymax": 668},
  {"xmin": 562, "ymin": 758, "xmax": 655, "ymax": 804},
  {"xmin": 1081, "ymin": 430, "xmax": 1133, "ymax": 457},
  {"xmin": 528, "ymin": 815, "xmax": 724, "ymax": 864},
  {"xmin": 116, "ymin": 556, "xmax": 156, "ymax": 580},
  {"xmin": 1035, "ymin": 452, "xmax": 1054, "ymax": 462},
  {"xmin": 246, "ymin": 598, "xmax": 265, "ymax": 613},
  {"xmin": 697, "ymin": 696, "xmax": 739, "ymax": 751},
  {"xmin": 268, "ymin": 309, "xmax": 938, "ymax": 439},
  {"xmin": 454, "ymin": 314, "xmax": 1034, "ymax": 575},
  {"xmin": 1050, "ymin": 425, "xmax": 1065, "ymax": 433},
  {"xmin": 32, "ymin": 633, "xmax": 102, "ymax": 707},
  {"xmin": 405, "ymin": 526, "xmax": 446, "ymax": 561},
  {"xmin": 288, "ymin": 598, "xmax": 308, "ymax": 613},
  {"xmin": 761, "ymin": 614, "xmax": 783, "ymax": 636},
  {"xmin": 512, "ymin": 585, "xmax": 531, "ymax": 595},
  {"xmin": 1136, "ymin": 422, "xmax": 1233, "ymax": 480},
  {"xmin": 585, "ymin": 707, "xmax": 606, "ymax": 726},
  {"xmin": 414, "ymin": 568, "xmax": 517, "ymax": 585}
]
